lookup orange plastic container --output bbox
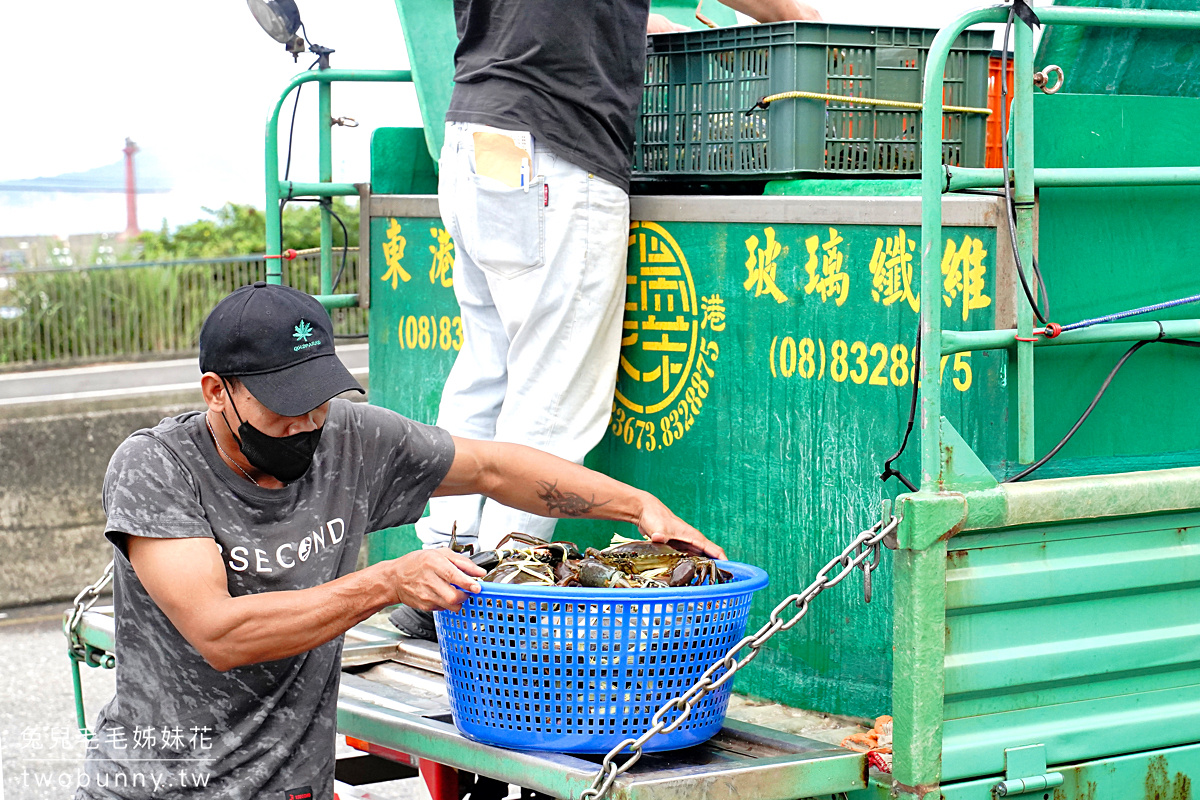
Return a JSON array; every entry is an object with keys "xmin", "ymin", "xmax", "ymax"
[{"xmin": 986, "ymin": 54, "xmax": 1014, "ymax": 168}]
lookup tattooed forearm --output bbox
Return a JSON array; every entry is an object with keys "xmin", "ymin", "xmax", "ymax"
[{"xmin": 535, "ymin": 480, "xmax": 611, "ymax": 517}]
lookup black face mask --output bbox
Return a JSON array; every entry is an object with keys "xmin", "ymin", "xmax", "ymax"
[{"xmin": 221, "ymin": 381, "xmax": 322, "ymax": 483}]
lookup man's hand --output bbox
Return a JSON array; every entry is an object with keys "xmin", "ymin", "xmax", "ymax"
[
  {"xmin": 638, "ymin": 495, "xmax": 727, "ymax": 559},
  {"xmin": 647, "ymin": 12, "xmax": 689, "ymax": 33},
  {"xmin": 384, "ymin": 549, "xmax": 485, "ymax": 612}
]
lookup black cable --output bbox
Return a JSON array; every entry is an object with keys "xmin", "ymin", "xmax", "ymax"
[
  {"xmin": 284, "ymin": 57, "xmax": 321, "ymax": 183},
  {"xmin": 1032, "ymin": 258, "xmax": 1050, "ymax": 319},
  {"xmin": 278, "ymin": 197, "xmax": 351, "ymax": 293},
  {"xmin": 1005, "ymin": 338, "xmax": 1200, "ymax": 483},
  {"xmin": 327, "ymin": 203, "xmax": 351, "ymax": 292},
  {"xmin": 1000, "ymin": 8, "xmax": 1051, "ymax": 324},
  {"xmin": 880, "ymin": 328, "xmax": 921, "ymax": 492},
  {"xmin": 283, "ymin": 83, "xmax": 302, "ymax": 183},
  {"xmin": 276, "ymin": 57, "xmax": 323, "ymax": 253}
]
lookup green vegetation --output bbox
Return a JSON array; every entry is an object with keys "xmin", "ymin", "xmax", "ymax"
[
  {"xmin": 131, "ymin": 200, "xmax": 360, "ymax": 261},
  {"xmin": 0, "ymin": 263, "xmax": 232, "ymax": 366},
  {"xmin": 0, "ymin": 201, "xmax": 366, "ymax": 367}
]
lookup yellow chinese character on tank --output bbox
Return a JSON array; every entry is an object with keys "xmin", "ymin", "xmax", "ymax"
[
  {"xmin": 700, "ymin": 294, "xmax": 726, "ymax": 331},
  {"xmin": 428, "ymin": 227, "xmax": 454, "ymax": 287},
  {"xmin": 743, "ymin": 227, "xmax": 788, "ymax": 304},
  {"xmin": 803, "ymin": 227, "xmax": 849, "ymax": 306},
  {"xmin": 868, "ymin": 228, "xmax": 920, "ymax": 313},
  {"xmin": 379, "ymin": 218, "xmax": 410, "ymax": 289},
  {"xmin": 622, "ymin": 230, "xmax": 692, "ymax": 395},
  {"xmin": 942, "ymin": 235, "xmax": 992, "ymax": 322}
]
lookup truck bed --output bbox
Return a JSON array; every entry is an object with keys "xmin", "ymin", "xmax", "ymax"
[{"xmin": 339, "ymin": 618, "xmax": 871, "ymax": 800}]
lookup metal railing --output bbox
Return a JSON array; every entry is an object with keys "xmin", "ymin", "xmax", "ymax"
[
  {"xmin": 918, "ymin": 4, "xmax": 1200, "ymax": 485},
  {"xmin": 264, "ymin": 68, "xmax": 414, "ymax": 310},
  {"xmin": 0, "ymin": 251, "xmax": 366, "ymax": 370}
]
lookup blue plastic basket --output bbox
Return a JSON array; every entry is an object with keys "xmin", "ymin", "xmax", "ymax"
[{"xmin": 434, "ymin": 561, "xmax": 769, "ymax": 753}]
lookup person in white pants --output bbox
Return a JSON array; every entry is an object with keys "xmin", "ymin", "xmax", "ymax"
[
  {"xmin": 392, "ymin": 0, "xmax": 821, "ymax": 642},
  {"xmin": 414, "ymin": 122, "xmax": 628, "ymax": 553}
]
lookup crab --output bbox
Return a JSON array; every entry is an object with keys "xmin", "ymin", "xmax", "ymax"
[
  {"xmin": 474, "ymin": 532, "xmax": 731, "ymax": 589},
  {"xmin": 474, "ymin": 532, "xmax": 579, "ymax": 568},
  {"xmin": 589, "ymin": 539, "xmax": 731, "ymax": 587},
  {"xmin": 477, "ymin": 532, "xmax": 583, "ymax": 584},
  {"xmin": 482, "ymin": 558, "xmax": 557, "ymax": 585}
]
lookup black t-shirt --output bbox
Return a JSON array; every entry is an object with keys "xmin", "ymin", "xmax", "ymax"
[{"xmin": 446, "ymin": 0, "xmax": 652, "ymax": 192}]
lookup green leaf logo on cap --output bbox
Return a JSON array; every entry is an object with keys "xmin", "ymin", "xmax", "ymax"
[{"xmin": 293, "ymin": 320, "xmax": 313, "ymax": 342}]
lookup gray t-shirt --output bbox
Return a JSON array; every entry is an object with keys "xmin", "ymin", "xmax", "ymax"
[{"xmin": 78, "ymin": 400, "xmax": 454, "ymax": 800}]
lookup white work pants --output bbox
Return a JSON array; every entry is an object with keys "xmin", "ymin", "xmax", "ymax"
[{"xmin": 416, "ymin": 122, "xmax": 628, "ymax": 551}]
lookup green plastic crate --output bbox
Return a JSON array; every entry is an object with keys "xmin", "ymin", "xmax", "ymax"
[{"xmin": 632, "ymin": 22, "xmax": 993, "ymax": 180}]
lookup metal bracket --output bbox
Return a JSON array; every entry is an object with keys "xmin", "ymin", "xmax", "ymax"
[
  {"xmin": 995, "ymin": 744, "xmax": 1064, "ymax": 796},
  {"xmin": 881, "ymin": 499, "xmax": 897, "ymax": 550},
  {"xmin": 356, "ymin": 182, "xmax": 371, "ymax": 309}
]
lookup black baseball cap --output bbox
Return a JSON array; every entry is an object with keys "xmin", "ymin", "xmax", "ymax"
[{"xmin": 199, "ymin": 281, "xmax": 364, "ymax": 416}]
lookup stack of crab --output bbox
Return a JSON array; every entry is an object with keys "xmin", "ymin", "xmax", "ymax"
[{"xmin": 464, "ymin": 532, "xmax": 733, "ymax": 588}]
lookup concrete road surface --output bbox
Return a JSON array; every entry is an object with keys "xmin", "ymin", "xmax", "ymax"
[{"xmin": 0, "ymin": 344, "xmax": 369, "ymax": 407}]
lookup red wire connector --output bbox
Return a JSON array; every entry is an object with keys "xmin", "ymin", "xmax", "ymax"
[
  {"xmin": 1015, "ymin": 322, "xmax": 1062, "ymax": 342},
  {"xmin": 264, "ymin": 249, "xmax": 298, "ymax": 261}
]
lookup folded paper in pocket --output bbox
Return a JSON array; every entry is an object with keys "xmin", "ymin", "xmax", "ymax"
[{"xmin": 473, "ymin": 131, "xmax": 532, "ymax": 189}]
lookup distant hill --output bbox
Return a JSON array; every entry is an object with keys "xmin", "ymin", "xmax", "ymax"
[{"xmin": 0, "ymin": 150, "xmax": 172, "ymax": 195}]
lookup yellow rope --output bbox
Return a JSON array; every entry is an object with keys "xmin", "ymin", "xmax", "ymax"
[{"xmin": 755, "ymin": 90, "xmax": 992, "ymax": 116}]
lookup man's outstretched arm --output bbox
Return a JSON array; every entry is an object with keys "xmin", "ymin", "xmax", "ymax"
[
  {"xmin": 434, "ymin": 438, "xmax": 726, "ymax": 559},
  {"xmin": 126, "ymin": 535, "xmax": 484, "ymax": 672}
]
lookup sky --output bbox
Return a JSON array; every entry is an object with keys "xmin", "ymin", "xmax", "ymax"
[{"xmin": 0, "ymin": 0, "xmax": 1005, "ymax": 239}]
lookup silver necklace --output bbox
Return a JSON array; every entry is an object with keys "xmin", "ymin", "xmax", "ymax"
[{"xmin": 206, "ymin": 414, "xmax": 261, "ymax": 487}]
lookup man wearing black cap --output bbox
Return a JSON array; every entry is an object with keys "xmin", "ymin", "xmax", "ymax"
[{"xmin": 77, "ymin": 282, "xmax": 720, "ymax": 800}]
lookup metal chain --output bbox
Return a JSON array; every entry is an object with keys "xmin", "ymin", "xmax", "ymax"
[
  {"xmin": 579, "ymin": 517, "xmax": 899, "ymax": 800},
  {"xmin": 65, "ymin": 560, "xmax": 114, "ymax": 656}
]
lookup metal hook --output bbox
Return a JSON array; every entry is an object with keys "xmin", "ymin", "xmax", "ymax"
[
  {"xmin": 332, "ymin": 116, "xmax": 359, "ymax": 128},
  {"xmin": 1033, "ymin": 65, "xmax": 1064, "ymax": 95}
]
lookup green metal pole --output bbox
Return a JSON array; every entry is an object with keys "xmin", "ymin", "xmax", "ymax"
[
  {"xmin": 319, "ymin": 77, "xmax": 333, "ymax": 296},
  {"xmin": 920, "ymin": 6, "xmax": 1007, "ymax": 489},
  {"xmin": 890, "ymin": 542, "xmax": 948, "ymax": 799},
  {"xmin": 942, "ymin": 319, "xmax": 1200, "ymax": 355},
  {"xmin": 279, "ymin": 181, "xmax": 360, "ymax": 197},
  {"xmin": 313, "ymin": 294, "xmax": 360, "ymax": 309},
  {"xmin": 946, "ymin": 166, "xmax": 1200, "ymax": 191},
  {"xmin": 265, "ymin": 101, "xmax": 283, "ymax": 284},
  {"xmin": 1013, "ymin": 20, "xmax": 1036, "ymax": 465},
  {"xmin": 1035, "ymin": 167, "xmax": 1200, "ymax": 187},
  {"xmin": 907, "ymin": 12, "xmax": 1005, "ymax": 799},
  {"xmin": 263, "ymin": 69, "xmax": 412, "ymax": 286},
  {"xmin": 1038, "ymin": 5, "xmax": 1200, "ymax": 28},
  {"xmin": 70, "ymin": 653, "xmax": 89, "ymax": 735}
]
